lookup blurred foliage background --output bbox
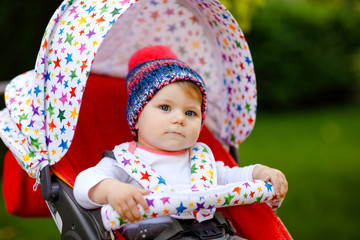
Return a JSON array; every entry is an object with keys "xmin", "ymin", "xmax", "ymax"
[
  {"xmin": 222, "ymin": 0, "xmax": 360, "ymax": 110},
  {"xmin": 0, "ymin": 0, "xmax": 359, "ymax": 239}
]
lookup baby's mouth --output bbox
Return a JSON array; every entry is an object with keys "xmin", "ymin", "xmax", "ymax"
[{"xmin": 166, "ymin": 131, "xmax": 184, "ymax": 137}]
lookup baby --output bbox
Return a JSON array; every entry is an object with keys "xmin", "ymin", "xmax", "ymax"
[{"xmin": 74, "ymin": 45, "xmax": 288, "ymax": 239}]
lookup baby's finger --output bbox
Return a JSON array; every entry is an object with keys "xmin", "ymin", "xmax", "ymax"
[
  {"xmin": 115, "ymin": 206, "xmax": 128, "ymax": 223},
  {"xmin": 280, "ymin": 177, "xmax": 288, "ymax": 199},
  {"xmin": 117, "ymin": 199, "xmax": 138, "ymax": 223},
  {"xmin": 126, "ymin": 198, "xmax": 142, "ymax": 222},
  {"xmin": 138, "ymin": 188, "xmax": 151, "ymax": 195},
  {"xmin": 263, "ymin": 176, "xmax": 271, "ymax": 182},
  {"xmin": 134, "ymin": 192, "xmax": 150, "ymax": 213},
  {"xmin": 271, "ymin": 175, "xmax": 282, "ymax": 197}
]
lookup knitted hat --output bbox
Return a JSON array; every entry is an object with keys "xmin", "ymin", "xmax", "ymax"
[{"xmin": 125, "ymin": 45, "xmax": 207, "ymax": 139}]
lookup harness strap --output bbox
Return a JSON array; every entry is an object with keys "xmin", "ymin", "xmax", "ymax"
[
  {"xmin": 154, "ymin": 212, "xmax": 235, "ymax": 240},
  {"xmin": 213, "ymin": 212, "xmax": 237, "ymax": 236},
  {"xmin": 154, "ymin": 218, "xmax": 184, "ymax": 240},
  {"xmin": 102, "ymin": 150, "xmax": 115, "ymax": 159}
]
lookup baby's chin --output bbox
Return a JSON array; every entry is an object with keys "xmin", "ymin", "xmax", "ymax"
[
  {"xmin": 138, "ymin": 135, "xmax": 198, "ymax": 152},
  {"xmin": 159, "ymin": 145, "xmax": 189, "ymax": 152},
  {"xmin": 157, "ymin": 141, "xmax": 196, "ymax": 152}
]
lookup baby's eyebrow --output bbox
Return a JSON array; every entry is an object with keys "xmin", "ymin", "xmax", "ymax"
[
  {"xmin": 186, "ymin": 103, "xmax": 201, "ymax": 109},
  {"xmin": 153, "ymin": 97, "xmax": 172, "ymax": 103},
  {"xmin": 153, "ymin": 97, "xmax": 201, "ymax": 109}
]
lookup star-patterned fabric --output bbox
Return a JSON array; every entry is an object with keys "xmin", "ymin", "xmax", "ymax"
[
  {"xmin": 101, "ymin": 142, "xmax": 280, "ymax": 231},
  {"xmin": 0, "ymin": 0, "xmax": 257, "ymax": 179},
  {"xmin": 113, "ymin": 142, "xmax": 216, "ymax": 222},
  {"xmin": 102, "ymin": 180, "xmax": 280, "ymax": 231}
]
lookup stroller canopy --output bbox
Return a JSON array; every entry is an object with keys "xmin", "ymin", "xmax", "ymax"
[{"xmin": 0, "ymin": 0, "xmax": 257, "ymax": 178}]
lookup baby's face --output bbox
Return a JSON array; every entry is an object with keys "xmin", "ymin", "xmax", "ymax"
[{"xmin": 135, "ymin": 83, "xmax": 202, "ymax": 151}]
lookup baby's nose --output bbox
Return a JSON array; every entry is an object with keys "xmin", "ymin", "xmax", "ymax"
[{"xmin": 171, "ymin": 111, "xmax": 185, "ymax": 125}]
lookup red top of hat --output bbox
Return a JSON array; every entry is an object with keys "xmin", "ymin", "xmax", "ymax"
[{"xmin": 128, "ymin": 45, "xmax": 178, "ymax": 71}]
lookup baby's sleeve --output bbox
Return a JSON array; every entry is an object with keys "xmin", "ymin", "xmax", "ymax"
[
  {"xmin": 216, "ymin": 161, "xmax": 256, "ymax": 185},
  {"xmin": 73, "ymin": 157, "xmax": 128, "ymax": 209},
  {"xmin": 195, "ymin": 142, "xmax": 256, "ymax": 185}
]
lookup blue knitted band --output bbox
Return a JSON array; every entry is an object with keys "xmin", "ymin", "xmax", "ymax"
[{"xmin": 125, "ymin": 58, "xmax": 207, "ymax": 139}]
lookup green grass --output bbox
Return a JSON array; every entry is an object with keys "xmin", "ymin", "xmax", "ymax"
[
  {"xmin": 239, "ymin": 104, "xmax": 360, "ymax": 239},
  {"xmin": 0, "ymin": 104, "xmax": 359, "ymax": 239},
  {"xmin": 0, "ymin": 199, "xmax": 58, "ymax": 239}
]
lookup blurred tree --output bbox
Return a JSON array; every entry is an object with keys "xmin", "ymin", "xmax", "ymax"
[
  {"xmin": 221, "ymin": 0, "xmax": 265, "ymax": 33},
  {"xmin": 306, "ymin": 0, "xmax": 360, "ymax": 103},
  {"xmin": 245, "ymin": 0, "xmax": 360, "ymax": 110},
  {"xmin": 306, "ymin": 0, "xmax": 360, "ymax": 12},
  {"xmin": 0, "ymin": 0, "xmax": 61, "ymax": 81}
]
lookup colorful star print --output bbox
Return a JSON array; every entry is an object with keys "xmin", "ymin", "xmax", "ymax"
[
  {"xmin": 101, "ymin": 179, "xmax": 281, "ymax": 231},
  {"xmin": 176, "ymin": 202, "xmax": 187, "ymax": 214},
  {"xmin": 99, "ymin": 141, "xmax": 283, "ymax": 231}
]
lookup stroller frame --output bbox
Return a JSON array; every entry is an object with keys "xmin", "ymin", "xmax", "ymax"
[{"xmin": 41, "ymin": 165, "xmax": 114, "ymax": 240}]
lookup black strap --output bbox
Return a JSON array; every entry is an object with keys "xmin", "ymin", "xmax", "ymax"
[
  {"xmin": 214, "ymin": 212, "xmax": 236, "ymax": 236},
  {"xmin": 186, "ymin": 220, "xmax": 225, "ymax": 239},
  {"xmin": 154, "ymin": 219, "xmax": 185, "ymax": 240},
  {"xmin": 155, "ymin": 213, "xmax": 235, "ymax": 240},
  {"xmin": 102, "ymin": 150, "xmax": 115, "ymax": 159}
]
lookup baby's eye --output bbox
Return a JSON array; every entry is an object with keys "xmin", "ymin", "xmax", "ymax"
[
  {"xmin": 185, "ymin": 110, "xmax": 196, "ymax": 117},
  {"xmin": 160, "ymin": 105, "xmax": 170, "ymax": 111}
]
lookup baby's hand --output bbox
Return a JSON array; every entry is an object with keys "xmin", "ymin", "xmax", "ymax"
[
  {"xmin": 89, "ymin": 179, "xmax": 150, "ymax": 223},
  {"xmin": 252, "ymin": 165, "xmax": 288, "ymax": 200}
]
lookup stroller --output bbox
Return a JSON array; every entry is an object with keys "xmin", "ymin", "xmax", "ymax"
[{"xmin": 0, "ymin": 0, "xmax": 291, "ymax": 239}]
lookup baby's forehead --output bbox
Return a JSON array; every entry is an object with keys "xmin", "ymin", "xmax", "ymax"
[{"xmin": 154, "ymin": 81, "xmax": 202, "ymax": 100}]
